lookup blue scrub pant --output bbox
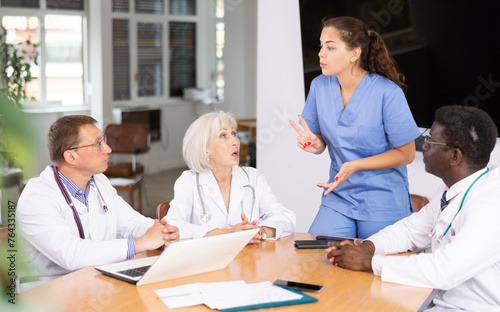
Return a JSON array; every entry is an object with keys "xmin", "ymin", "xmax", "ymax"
[{"xmin": 308, "ymin": 205, "xmax": 398, "ymax": 239}]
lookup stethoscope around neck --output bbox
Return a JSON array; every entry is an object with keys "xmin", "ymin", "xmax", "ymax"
[
  {"xmin": 53, "ymin": 166, "xmax": 108, "ymax": 239},
  {"xmin": 196, "ymin": 167, "xmax": 255, "ymax": 223},
  {"xmin": 431, "ymin": 167, "xmax": 489, "ymax": 244}
]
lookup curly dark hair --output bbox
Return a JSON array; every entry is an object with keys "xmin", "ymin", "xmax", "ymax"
[
  {"xmin": 435, "ymin": 105, "xmax": 498, "ymax": 171},
  {"xmin": 321, "ymin": 16, "xmax": 407, "ymax": 93}
]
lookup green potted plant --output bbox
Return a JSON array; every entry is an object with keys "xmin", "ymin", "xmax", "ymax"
[
  {"xmin": 0, "ymin": 25, "xmax": 38, "ymax": 303},
  {"xmin": 0, "ymin": 23, "xmax": 38, "ymax": 177},
  {"xmin": 0, "ymin": 24, "xmax": 39, "ymax": 106}
]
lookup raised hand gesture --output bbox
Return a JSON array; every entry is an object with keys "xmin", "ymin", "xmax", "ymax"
[{"xmin": 289, "ymin": 115, "xmax": 325, "ymax": 155}]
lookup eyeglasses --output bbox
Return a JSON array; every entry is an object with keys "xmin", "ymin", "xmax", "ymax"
[
  {"xmin": 421, "ymin": 129, "xmax": 454, "ymax": 148},
  {"xmin": 67, "ymin": 135, "xmax": 107, "ymax": 152},
  {"xmin": 422, "ymin": 135, "xmax": 453, "ymax": 147}
]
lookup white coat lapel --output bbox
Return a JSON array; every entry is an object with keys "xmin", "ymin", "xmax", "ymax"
[
  {"xmin": 228, "ymin": 166, "xmax": 246, "ymax": 220},
  {"xmin": 199, "ymin": 170, "xmax": 227, "ymax": 217}
]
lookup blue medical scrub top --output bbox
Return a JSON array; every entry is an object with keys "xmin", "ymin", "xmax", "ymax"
[{"xmin": 302, "ymin": 73, "xmax": 420, "ymax": 222}]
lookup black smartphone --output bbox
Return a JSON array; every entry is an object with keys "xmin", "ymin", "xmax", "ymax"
[
  {"xmin": 294, "ymin": 240, "xmax": 329, "ymax": 249},
  {"xmin": 273, "ymin": 279, "xmax": 323, "ymax": 293},
  {"xmin": 315, "ymin": 235, "xmax": 354, "ymax": 241}
]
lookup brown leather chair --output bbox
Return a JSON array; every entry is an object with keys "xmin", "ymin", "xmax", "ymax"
[
  {"xmin": 0, "ymin": 227, "xmax": 7, "ymax": 243},
  {"xmin": 0, "ymin": 227, "xmax": 8, "ymax": 288},
  {"xmin": 156, "ymin": 201, "xmax": 170, "ymax": 220},
  {"xmin": 411, "ymin": 194, "xmax": 429, "ymax": 213},
  {"xmin": 104, "ymin": 123, "xmax": 151, "ymax": 213}
]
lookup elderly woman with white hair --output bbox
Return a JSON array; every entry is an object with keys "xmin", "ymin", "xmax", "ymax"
[{"xmin": 165, "ymin": 111, "xmax": 296, "ymax": 243}]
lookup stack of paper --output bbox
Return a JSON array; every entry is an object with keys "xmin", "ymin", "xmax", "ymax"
[{"xmin": 155, "ymin": 280, "xmax": 317, "ymax": 311}]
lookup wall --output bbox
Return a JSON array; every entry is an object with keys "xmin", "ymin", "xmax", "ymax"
[
  {"xmin": 88, "ymin": 0, "xmax": 113, "ymax": 126},
  {"xmin": 256, "ymin": 0, "xmax": 330, "ymax": 232},
  {"xmin": 223, "ymin": 0, "xmax": 257, "ymax": 118}
]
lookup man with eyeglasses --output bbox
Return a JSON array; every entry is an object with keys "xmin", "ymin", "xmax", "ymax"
[
  {"xmin": 16, "ymin": 115, "xmax": 179, "ymax": 292},
  {"xmin": 326, "ymin": 105, "xmax": 500, "ymax": 311}
]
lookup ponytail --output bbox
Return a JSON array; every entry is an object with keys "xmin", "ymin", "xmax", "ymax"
[{"xmin": 364, "ymin": 30, "xmax": 407, "ymax": 93}]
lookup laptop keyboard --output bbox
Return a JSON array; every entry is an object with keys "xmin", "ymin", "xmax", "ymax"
[{"xmin": 117, "ymin": 265, "xmax": 151, "ymax": 278}]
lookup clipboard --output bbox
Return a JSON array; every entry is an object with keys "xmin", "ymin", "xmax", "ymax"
[{"xmin": 220, "ymin": 288, "xmax": 318, "ymax": 312}]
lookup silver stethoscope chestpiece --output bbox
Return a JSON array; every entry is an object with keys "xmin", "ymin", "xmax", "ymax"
[
  {"xmin": 200, "ymin": 212, "xmax": 211, "ymax": 223},
  {"xmin": 436, "ymin": 235, "xmax": 443, "ymax": 244}
]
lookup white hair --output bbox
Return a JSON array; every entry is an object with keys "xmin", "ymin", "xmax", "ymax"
[
  {"xmin": 182, "ymin": 111, "xmax": 238, "ymax": 172},
  {"xmin": 469, "ymin": 126, "xmax": 479, "ymax": 142}
]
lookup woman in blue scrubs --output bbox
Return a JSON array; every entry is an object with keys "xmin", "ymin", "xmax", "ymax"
[{"xmin": 290, "ymin": 16, "xmax": 420, "ymax": 239}]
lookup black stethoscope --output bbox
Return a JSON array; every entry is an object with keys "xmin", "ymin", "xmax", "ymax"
[
  {"xmin": 431, "ymin": 167, "xmax": 489, "ymax": 244},
  {"xmin": 53, "ymin": 166, "xmax": 108, "ymax": 239},
  {"xmin": 196, "ymin": 167, "xmax": 255, "ymax": 223}
]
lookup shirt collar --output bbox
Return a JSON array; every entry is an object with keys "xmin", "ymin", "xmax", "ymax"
[
  {"xmin": 445, "ymin": 167, "xmax": 489, "ymax": 202},
  {"xmin": 51, "ymin": 165, "xmax": 93, "ymax": 200}
]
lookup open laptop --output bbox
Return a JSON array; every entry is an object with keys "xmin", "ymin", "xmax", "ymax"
[{"xmin": 95, "ymin": 228, "xmax": 259, "ymax": 286}]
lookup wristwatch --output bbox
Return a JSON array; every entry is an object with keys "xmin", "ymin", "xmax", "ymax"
[{"xmin": 259, "ymin": 226, "xmax": 267, "ymax": 240}]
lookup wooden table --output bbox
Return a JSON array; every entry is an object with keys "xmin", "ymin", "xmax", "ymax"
[{"xmin": 18, "ymin": 233, "xmax": 433, "ymax": 311}]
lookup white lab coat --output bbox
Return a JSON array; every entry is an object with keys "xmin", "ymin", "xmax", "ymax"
[
  {"xmin": 16, "ymin": 166, "xmax": 153, "ymax": 286},
  {"xmin": 166, "ymin": 166, "xmax": 296, "ymax": 239},
  {"xmin": 369, "ymin": 164, "xmax": 500, "ymax": 311}
]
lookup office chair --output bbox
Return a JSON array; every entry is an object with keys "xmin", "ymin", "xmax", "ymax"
[
  {"xmin": 0, "ymin": 227, "xmax": 7, "ymax": 244},
  {"xmin": 410, "ymin": 194, "xmax": 429, "ymax": 213},
  {"xmin": 104, "ymin": 123, "xmax": 151, "ymax": 213},
  {"xmin": 156, "ymin": 201, "xmax": 170, "ymax": 220}
]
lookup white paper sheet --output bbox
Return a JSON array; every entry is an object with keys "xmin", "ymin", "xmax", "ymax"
[
  {"xmin": 155, "ymin": 281, "xmax": 302, "ymax": 310},
  {"xmin": 155, "ymin": 281, "xmax": 245, "ymax": 309},
  {"xmin": 204, "ymin": 281, "xmax": 302, "ymax": 310}
]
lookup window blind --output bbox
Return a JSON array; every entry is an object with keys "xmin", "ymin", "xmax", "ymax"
[
  {"xmin": 169, "ymin": 22, "xmax": 195, "ymax": 97},
  {"xmin": 137, "ymin": 22, "xmax": 163, "ymax": 97},
  {"xmin": 113, "ymin": 19, "xmax": 131, "ymax": 100}
]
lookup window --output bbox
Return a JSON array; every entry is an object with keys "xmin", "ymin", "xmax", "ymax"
[
  {"xmin": 112, "ymin": 0, "xmax": 201, "ymax": 102},
  {"xmin": 1, "ymin": 0, "xmax": 216, "ymax": 106},
  {"xmin": 169, "ymin": 22, "xmax": 195, "ymax": 97},
  {"xmin": 0, "ymin": 0, "xmax": 86, "ymax": 106},
  {"xmin": 214, "ymin": 0, "xmax": 224, "ymax": 101},
  {"xmin": 113, "ymin": 19, "xmax": 131, "ymax": 100},
  {"xmin": 1, "ymin": 16, "xmax": 39, "ymax": 102},
  {"xmin": 138, "ymin": 22, "xmax": 163, "ymax": 97},
  {"xmin": 45, "ymin": 15, "xmax": 84, "ymax": 105}
]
